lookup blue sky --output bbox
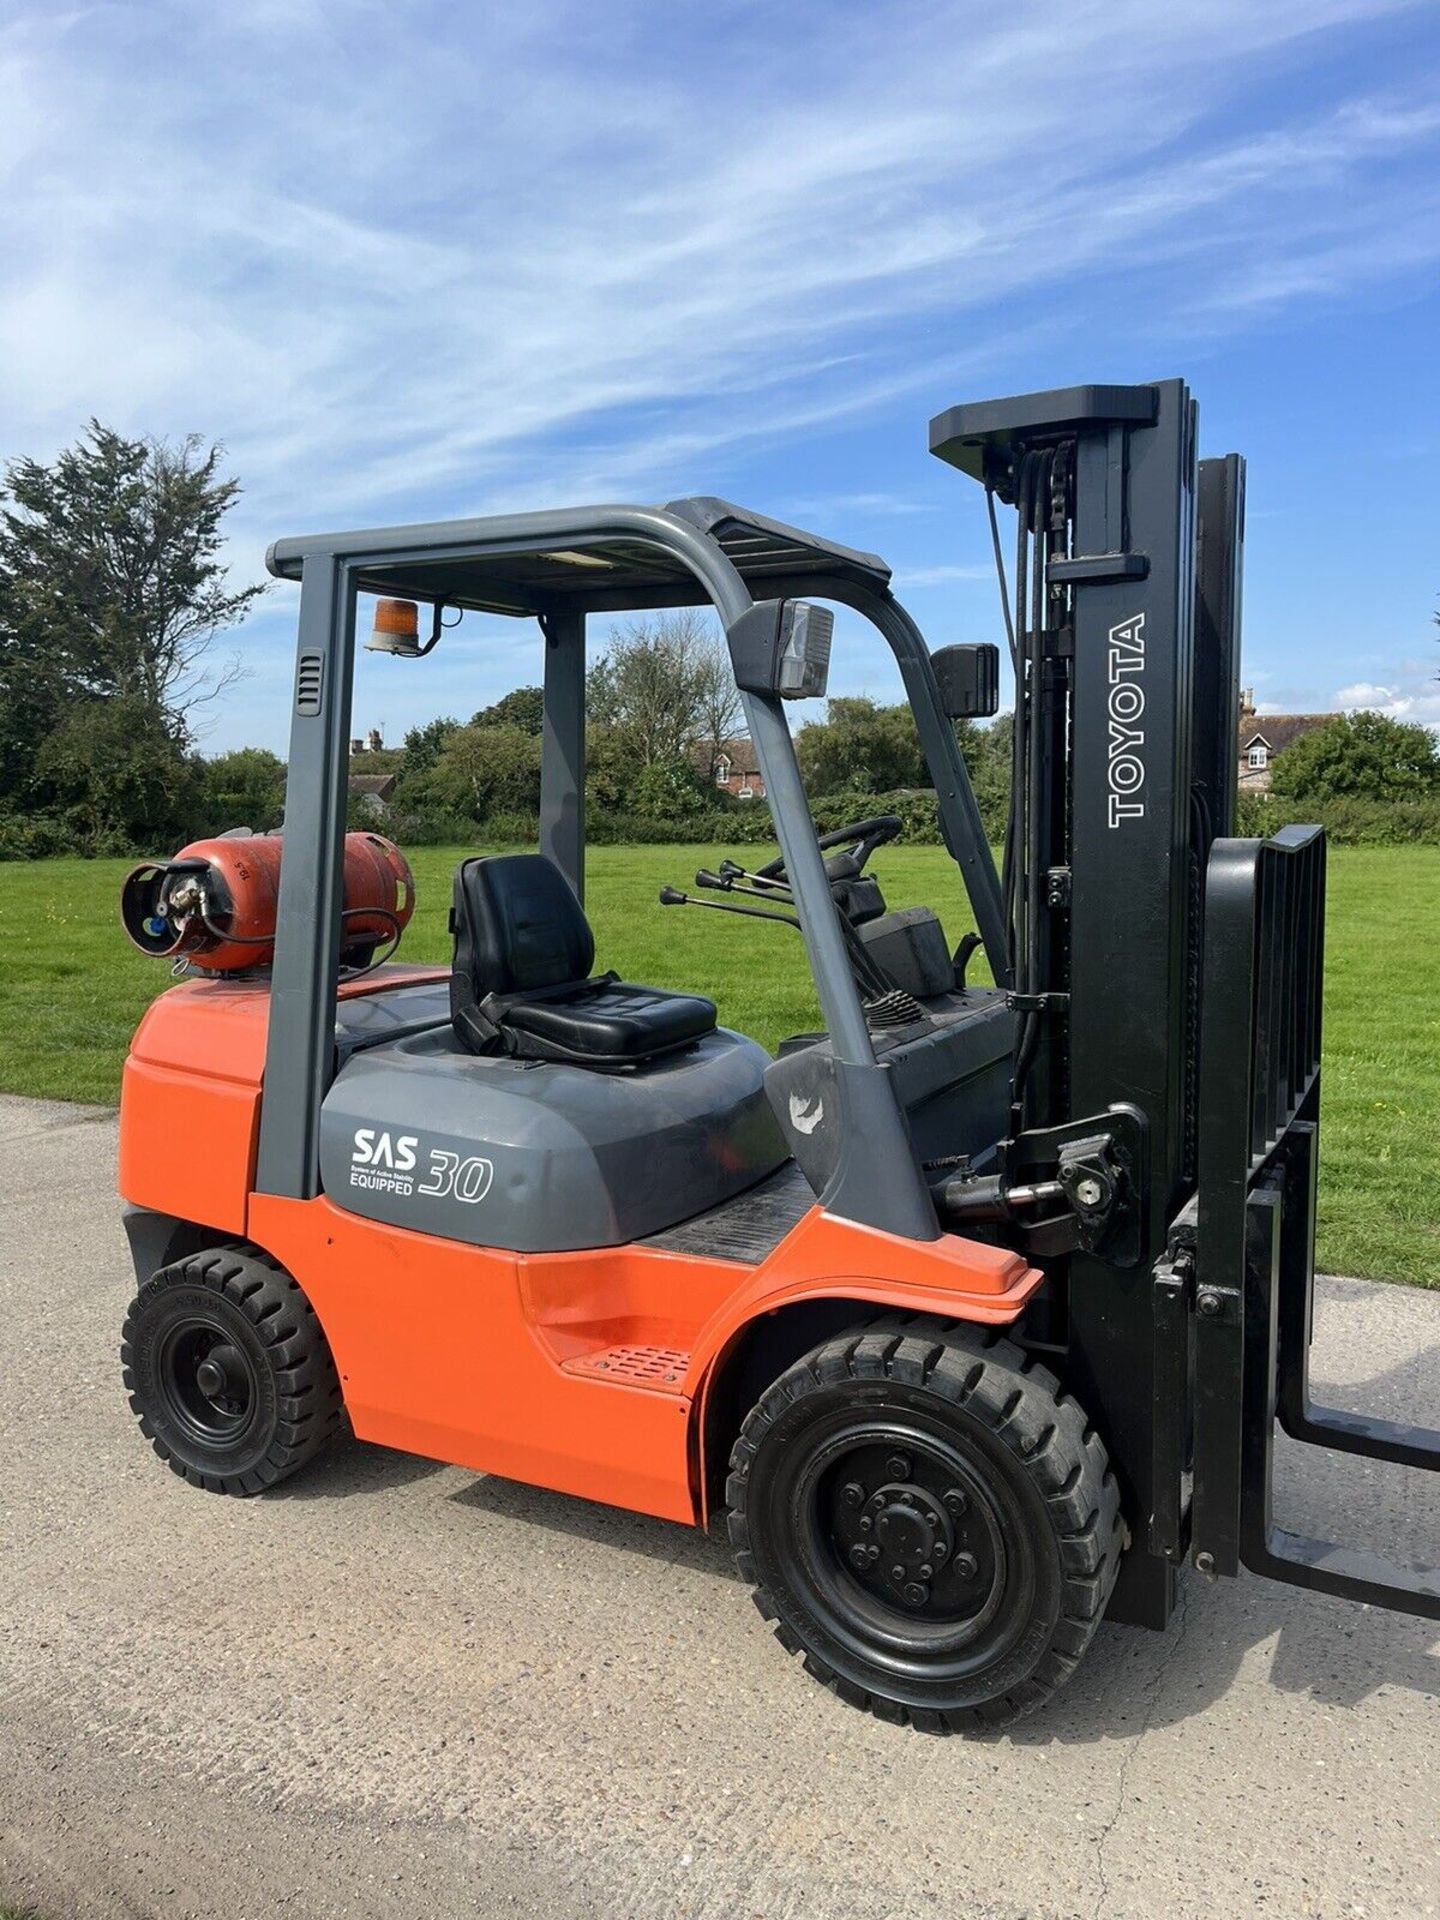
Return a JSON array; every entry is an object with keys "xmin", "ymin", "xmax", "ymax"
[{"xmin": 2, "ymin": 0, "xmax": 1438, "ymax": 753}]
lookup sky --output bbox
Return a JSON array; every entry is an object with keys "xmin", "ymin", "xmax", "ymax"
[{"xmin": 2, "ymin": 0, "xmax": 1438, "ymax": 754}]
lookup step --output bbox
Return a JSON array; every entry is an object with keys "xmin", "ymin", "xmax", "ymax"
[{"xmin": 562, "ymin": 1344, "xmax": 690, "ymax": 1393}]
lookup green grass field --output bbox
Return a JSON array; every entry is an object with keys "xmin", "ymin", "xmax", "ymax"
[{"xmin": 1, "ymin": 843, "xmax": 1435, "ymax": 1286}]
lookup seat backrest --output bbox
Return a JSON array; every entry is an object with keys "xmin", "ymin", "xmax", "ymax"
[{"xmin": 451, "ymin": 853, "xmax": 594, "ymax": 999}]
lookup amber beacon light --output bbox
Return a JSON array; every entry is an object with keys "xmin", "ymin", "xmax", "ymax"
[{"xmin": 365, "ymin": 597, "xmax": 422, "ymax": 656}]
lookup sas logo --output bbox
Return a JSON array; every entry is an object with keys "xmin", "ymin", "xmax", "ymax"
[
  {"xmin": 349, "ymin": 1129, "xmax": 494, "ymax": 1205},
  {"xmin": 351, "ymin": 1129, "xmax": 417, "ymax": 1172}
]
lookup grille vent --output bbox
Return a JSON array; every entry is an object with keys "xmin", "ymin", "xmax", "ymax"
[
  {"xmin": 564, "ymin": 1345, "xmax": 689, "ymax": 1391},
  {"xmin": 296, "ymin": 650, "xmax": 324, "ymax": 716}
]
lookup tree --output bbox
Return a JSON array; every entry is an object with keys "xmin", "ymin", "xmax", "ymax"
[
  {"xmin": 794, "ymin": 697, "xmax": 931, "ymax": 796},
  {"xmin": 587, "ymin": 610, "xmax": 734, "ymax": 768},
  {"xmin": 1269, "ymin": 709, "xmax": 1440, "ymax": 805},
  {"xmin": 204, "ymin": 747, "xmax": 287, "ymax": 830},
  {"xmin": 33, "ymin": 696, "xmax": 203, "ymax": 852},
  {"xmin": 627, "ymin": 757, "xmax": 715, "ymax": 820},
  {"xmin": 966, "ymin": 714, "xmax": 1013, "ymax": 839},
  {"xmin": 583, "ymin": 723, "xmax": 632, "ymax": 813},
  {"xmin": 693, "ymin": 640, "xmax": 743, "ymax": 778},
  {"xmin": 400, "ymin": 722, "xmax": 541, "ymax": 821},
  {"xmin": 401, "ymin": 716, "xmax": 461, "ymax": 779},
  {"xmin": 0, "ymin": 423, "xmax": 263, "ymax": 751},
  {"xmin": 473, "ymin": 686, "xmax": 544, "ymax": 735}
]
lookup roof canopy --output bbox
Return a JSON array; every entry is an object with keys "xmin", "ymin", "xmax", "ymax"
[{"xmin": 266, "ymin": 496, "xmax": 892, "ymax": 620}]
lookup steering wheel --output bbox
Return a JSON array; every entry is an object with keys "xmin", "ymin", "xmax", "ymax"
[{"xmin": 755, "ymin": 814, "xmax": 902, "ymax": 887}]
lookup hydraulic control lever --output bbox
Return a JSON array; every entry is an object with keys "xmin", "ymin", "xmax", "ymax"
[
  {"xmin": 698, "ymin": 862, "xmax": 793, "ymax": 899},
  {"xmin": 657, "ymin": 885, "xmax": 799, "ymax": 929},
  {"xmin": 667, "ymin": 863, "xmax": 907, "ymax": 1010}
]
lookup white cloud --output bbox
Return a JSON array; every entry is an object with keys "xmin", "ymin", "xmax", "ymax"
[
  {"xmin": 891, "ymin": 563, "xmax": 994, "ymax": 587},
  {"xmin": 782, "ymin": 491, "xmax": 933, "ymax": 519},
  {"xmin": 1332, "ymin": 681, "xmax": 1398, "ymax": 705},
  {"xmin": 1332, "ymin": 675, "xmax": 1440, "ymax": 726}
]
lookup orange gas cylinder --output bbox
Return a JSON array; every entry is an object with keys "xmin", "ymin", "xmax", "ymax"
[{"xmin": 120, "ymin": 830, "xmax": 414, "ymax": 973}]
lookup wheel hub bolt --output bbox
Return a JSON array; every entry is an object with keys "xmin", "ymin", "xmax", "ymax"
[
  {"xmin": 953, "ymin": 1551, "xmax": 979, "ymax": 1579},
  {"xmin": 891, "ymin": 1564, "xmax": 906, "ymax": 1582},
  {"xmin": 850, "ymin": 1544, "xmax": 875, "ymax": 1570},
  {"xmin": 886, "ymin": 1453, "xmax": 912, "ymax": 1479},
  {"xmin": 859, "ymin": 1515, "xmax": 873, "ymax": 1532},
  {"xmin": 919, "ymin": 1563, "xmax": 933, "ymax": 1580},
  {"xmin": 840, "ymin": 1481, "xmax": 865, "ymax": 1509},
  {"xmin": 943, "ymin": 1488, "xmax": 968, "ymax": 1517},
  {"xmin": 931, "ymin": 1539, "xmax": 948, "ymax": 1562},
  {"xmin": 901, "ymin": 1582, "xmax": 929, "ymax": 1608}
]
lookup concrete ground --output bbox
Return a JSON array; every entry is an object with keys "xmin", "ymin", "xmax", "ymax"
[{"xmin": 1, "ymin": 1093, "xmax": 1436, "ymax": 1920}]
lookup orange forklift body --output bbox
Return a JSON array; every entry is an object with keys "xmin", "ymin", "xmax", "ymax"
[{"xmin": 121, "ymin": 977, "xmax": 1042, "ymax": 1528}]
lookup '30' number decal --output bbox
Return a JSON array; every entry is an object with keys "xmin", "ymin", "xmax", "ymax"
[{"xmin": 418, "ymin": 1150, "xmax": 495, "ymax": 1204}]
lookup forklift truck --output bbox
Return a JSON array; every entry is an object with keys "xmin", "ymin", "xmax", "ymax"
[{"xmin": 116, "ymin": 382, "xmax": 1439, "ymax": 1733}]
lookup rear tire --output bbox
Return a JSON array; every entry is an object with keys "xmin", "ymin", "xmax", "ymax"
[
  {"xmin": 725, "ymin": 1316, "xmax": 1123, "ymax": 1733},
  {"xmin": 121, "ymin": 1245, "xmax": 343, "ymax": 1495}
]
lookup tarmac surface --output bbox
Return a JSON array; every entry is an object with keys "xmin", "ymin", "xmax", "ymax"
[{"xmin": 1, "ymin": 1092, "xmax": 1437, "ymax": 1920}]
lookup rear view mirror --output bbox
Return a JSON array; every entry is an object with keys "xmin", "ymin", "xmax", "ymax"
[{"xmin": 931, "ymin": 643, "xmax": 1000, "ymax": 718}]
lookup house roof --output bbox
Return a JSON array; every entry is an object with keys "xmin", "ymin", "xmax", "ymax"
[
  {"xmin": 348, "ymin": 773, "xmax": 398, "ymax": 799},
  {"xmin": 1240, "ymin": 714, "xmax": 1331, "ymax": 755},
  {"xmin": 692, "ymin": 736, "xmax": 760, "ymax": 773}
]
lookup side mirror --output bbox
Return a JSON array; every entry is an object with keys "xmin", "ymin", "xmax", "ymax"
[{"xmin": 931, "ymin": 642, "xmax": 1000, "ymax": 718}]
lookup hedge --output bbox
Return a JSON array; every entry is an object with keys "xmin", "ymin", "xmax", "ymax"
[{"xmin": 4, "ymin": 788, "xmax": 1437, "ymax": 863}]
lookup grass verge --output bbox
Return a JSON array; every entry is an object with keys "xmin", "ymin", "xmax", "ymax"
[{"xmin": 0, "ymin": 842, "xmax": 1435, "ymax": 1285}]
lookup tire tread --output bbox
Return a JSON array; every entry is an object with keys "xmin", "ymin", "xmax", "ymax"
[
  {"xmin": 725, "ymin": 1313, "xmax": 1123, "ymax": 1735},
  {"xmin": 120, "ymin": 1243, "xmax": 343, "ymax": 1497}
]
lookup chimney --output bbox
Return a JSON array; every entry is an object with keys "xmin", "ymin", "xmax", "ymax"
[
  {"xmin": 367, "ymin": 728, "xmax": 382, "ymax": 752},
  {"xmin": 1240, "ymin": 687, "xmax": 1255, "ymax": 720},
  {"xmin": 349, "ymin": 738, "xmax": 363, "ymax": 755}
]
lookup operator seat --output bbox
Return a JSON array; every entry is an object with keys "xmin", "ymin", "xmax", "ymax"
[{"xmin": 449, "ymin": 853, "xmax": 717, "ymax": 1069}]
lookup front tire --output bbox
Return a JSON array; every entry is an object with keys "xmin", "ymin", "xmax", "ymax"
[
  {"xmin": 725, "ymin": 1318, "xmax": 1123, "ymax": 1733},
  {"xmin": 121, "ymin": 1246, "xmax": 343, "ymax": 1495}
]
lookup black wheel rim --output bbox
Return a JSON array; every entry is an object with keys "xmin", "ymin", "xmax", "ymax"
[
  {"xmin": 774, "ymin": 1410, "xmax": 1036, "ymax": 1684},
  {"xmin": 155, "ymin": 1316, "xmax": 261, "ymax": 1452}
]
